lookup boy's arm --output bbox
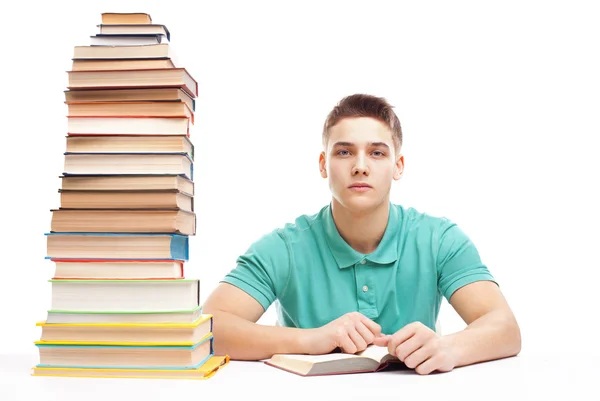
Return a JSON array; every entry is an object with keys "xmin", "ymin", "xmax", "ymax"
[
  {"xmin": 444, "ymin": 280, "xmax": 521, "ymax": 367},
  {"xmin": 374, "ymin": 219, "xmax": 521, "ymax": 374},
  {"xmin": 202, "ymin": 283, "xmax": 308, "ymax": 360},
  {"xmin": 373, "ymin": 281, "xmax": 520, "ymax": 374},
  {"xmin": 202, "ymin": 283, "xmax": 385, "ymax": 360}
]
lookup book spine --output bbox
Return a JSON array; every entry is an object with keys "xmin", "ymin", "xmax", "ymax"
[{"xmin": 171, "ymin": 234, "xmax": 189, "ymax": 260}]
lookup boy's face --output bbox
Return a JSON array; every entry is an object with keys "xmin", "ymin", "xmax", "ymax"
[{"xmin": 320, "ymin": 117, "xmax": 404, "ymax": 213}]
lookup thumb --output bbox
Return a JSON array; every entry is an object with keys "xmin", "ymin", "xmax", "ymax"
[{"xmin": 373, "ymin": 334, "xmax": 391, "ymax": 346}]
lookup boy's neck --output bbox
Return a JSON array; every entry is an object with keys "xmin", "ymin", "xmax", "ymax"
[{"xmin": 330, "ymin": 198, "xmax": 390, "ymax": 254}]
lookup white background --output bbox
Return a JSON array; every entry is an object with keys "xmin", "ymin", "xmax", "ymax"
[{"xmin": 0, "ymin": 0, "xmax": 598, "ymax": 356}]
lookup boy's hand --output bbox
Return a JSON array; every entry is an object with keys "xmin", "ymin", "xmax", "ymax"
[
  {"xmin": 373, "ymin": 321, "xmax": 457, "ymax": 375},
  {"xmin": 302, "ymin": 312, "xmax": 384, "ymax": 355}
]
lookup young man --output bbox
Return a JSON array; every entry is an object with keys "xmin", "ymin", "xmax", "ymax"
[{"xmin": 202, "ymin": 94, "xmax": 521, "ymax": 375}]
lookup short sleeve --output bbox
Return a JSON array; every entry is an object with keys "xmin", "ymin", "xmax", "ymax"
[
  {"xmin": 221, "ymin": 229, "xmax": 290, "ymax": 311},
  {"xmin": 436, "ymin": 219, "xmax": 497, "ymax": 301}
]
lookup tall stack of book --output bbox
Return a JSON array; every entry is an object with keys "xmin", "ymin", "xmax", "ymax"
[{"xmin": 32, "ymin": 12, "xmax": 229, "ymax": 380}]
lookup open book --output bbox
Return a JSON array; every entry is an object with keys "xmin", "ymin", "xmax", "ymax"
[{"xmin": 265, "ymin": 345, "xmax": 404, "ymax": 376}]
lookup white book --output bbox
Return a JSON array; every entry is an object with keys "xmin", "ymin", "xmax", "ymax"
[
  {"xmin": 67, "ymin": 117, "xmax": 190, "ymax": 136},
  {"xmin": 45, "ymin": 306, "xmax": 203, "ymax": 324},
  {"xmin": 49, "ymin": 279, "xmax": 200, "ymax": 312},
  {"xmin": 90, "ymin": 34, "xmax": 168, "ymax": 46},
  {"xmin": 63, "ymin": 153, "xmax": 193, "ymax": 179}
]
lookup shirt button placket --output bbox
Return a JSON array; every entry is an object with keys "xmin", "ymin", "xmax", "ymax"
[{"xmin": 355, "ymin": 259, "xmax": 376, "ymax": 318}]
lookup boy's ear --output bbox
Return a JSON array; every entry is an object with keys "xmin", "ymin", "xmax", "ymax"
[
  {"xmin": 319, "ymin": 152, "xmax": 327, "ymax": 178},
  {"xmin": 393, "ymin": 154, "xmax": 404, "ymax": 180}
]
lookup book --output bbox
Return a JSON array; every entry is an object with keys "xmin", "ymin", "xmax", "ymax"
[
  {"xmin": 32, "ymin": 10, "xmax": 231, "ymax": 381},
  {"xmin": 67, "ymin": 68, "xmax": 198, "ymax": 97},
  {"xmin": 67, "ymin": 116, "xmax": 190, "ymax": 136},
  {"xmin": 36, "ymin": 314, "xmax": 212, "ymax": 345},
  {"xmin": 97, "ymin": 24, "xmax": 170, "ymax": 40},
  {"xmin": 101, "ymin": 12, "xmax": 152, "ymax": 25},
  {"xmin": 63, "ymin": 153, "xmax": 193, "ymax": 179},
  {"xmin": 35, "ymin": 334, "xmax": 213, "ymax": 369},
  {"xmin": 89, "ymin": 34, "xmax": 167, "ymax": 46},
  {"xmin": 51, "ymin": 259, "xmax": 184, "ymax": 279},
  {"xmin": 59, "ymin": 174, "xmax": 194, "ymax": 194},
  {"xmin": 48, "ymin": 279, "xmax": 200, "ymax": 312},
  {"xmin": 45, "ymin": 232, "xmax": 189, "ymax": 260},
  {"xmin": 64, "ymin": 88, "xmax": 194, "ymax": 111},
  {"xmin": 73, "ymin": 43, "xmax": 174, "ymax": 59},
  {"xmin": 50, "ymin": 208, "xmax": 196, "ymax": 235},
  {"xmin": 66, "ymin": 102, "xmax": 194, "ymax": 121},
  {"xmin": 64, "ymin": 135, "xmax": 194, "ymax": 159},
  {"xmin": 31, "ymin": 355, "xmax": 229, "ymax": 380},
  {"xmin": 71, "ymin": 58, "xmax": 175, "ymax": 71},
  {"xmin": 59, "ymin": 189, "xmax": 193, "ymax": 211},
  {"xmin": 45, "ymin": 306, "xmax": 203, "ymax": 324},
  {"xmin": 265, "ymin": 345, "xmax": 404, "ymax": 376}
]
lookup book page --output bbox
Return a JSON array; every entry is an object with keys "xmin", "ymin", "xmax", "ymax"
[
  {"xmin": 357, "ymin": 345, "xmax": 392, "ymax": 362},
  {"xmin": 277, "ymin": 353, "xmax": 362, "ymax": 363},
  {"xmin": 271, "ymin": 345, "xmax": 393, "ymax": 364}
]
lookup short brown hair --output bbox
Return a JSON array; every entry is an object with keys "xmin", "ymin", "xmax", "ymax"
[{"xmin": 322, "ymin": 94, "xmax": 402, "ymax": 151}]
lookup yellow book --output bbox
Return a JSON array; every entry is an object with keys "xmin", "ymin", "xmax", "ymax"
[
  {"xmin": 32, "ymin": 355, "xmax": 230, "ymax": 380},
  {"xmin": 35, "ymin": 314, "xmax": 212, "ymax": 346},
  {"xmin": 34, "ymin": 333, "xmax": 214, "ymax": 369}
]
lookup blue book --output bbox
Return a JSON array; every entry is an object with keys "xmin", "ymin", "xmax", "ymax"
[{"xmin": 45, "ymin": 232, "xmax": 189, "ymax": 260}]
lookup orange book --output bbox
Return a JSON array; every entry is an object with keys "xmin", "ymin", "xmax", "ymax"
[
  {"xmin": 66, "ymin": 101, "xmax": 194, "ymax": 123},
  {"xmin": 64, "ymin": 88, "xmax": 194, "ymax": 112},
  {"xmin": 101, "ymin": 13, "xmax": 152, "ymax": 25},
  {"xmin": 71, "ymin": 58, "xmax": 175, "ymax": 71},
  {"xmin": 67, "ymin": 68, "xmax": 198, "ymax": 98},
  {"xmin": 50, "ymin": 259, "xmax": 184, "ymax": 280}
]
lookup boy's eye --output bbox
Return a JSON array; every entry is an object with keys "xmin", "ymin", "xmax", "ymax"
[
  {"xmin": 337, "ymin": 150, "xmax": 350, "ymax": 156},
  {"xmin": 373, "ymin": 151, "xmax": 384, "ymax": 157}
]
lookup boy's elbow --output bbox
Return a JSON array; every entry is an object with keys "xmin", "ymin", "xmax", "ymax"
[
  {"xmin": 511, "ymin": 323, "xmax": 522, "ymax": 356},
  {"xmin": 504, "ymin": 314, "xmax": 522, "ymax": 357}
]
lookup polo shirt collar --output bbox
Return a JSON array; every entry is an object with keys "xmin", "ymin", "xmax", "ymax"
[{"xmin": 322, "ymin": 202, "xmax": 400, "ymax": 269}]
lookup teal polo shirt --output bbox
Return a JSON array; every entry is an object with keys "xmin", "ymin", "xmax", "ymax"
[{"xmin": 222, "ymin": 203, "xmax": 497, "ymax": 334}]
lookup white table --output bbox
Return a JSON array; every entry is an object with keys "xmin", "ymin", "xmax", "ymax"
[{"xmin": 0, "ymin": 352, "xmax": 597, "ymax": 401}]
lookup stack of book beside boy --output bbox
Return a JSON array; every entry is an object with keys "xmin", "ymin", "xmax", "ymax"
[{"xmin": 32, "ymin": 12, "xmax": 229, "ymax": 380}]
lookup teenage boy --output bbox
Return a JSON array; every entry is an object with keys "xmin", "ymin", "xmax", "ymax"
[{"xmin": 203, "ymin": 94, "xmax": 521, "ymax": 375}]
